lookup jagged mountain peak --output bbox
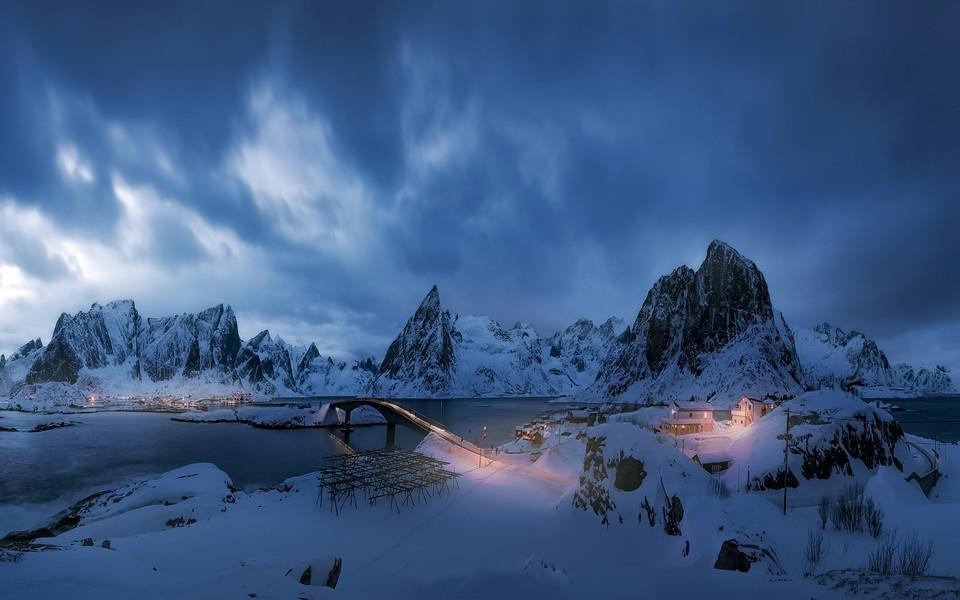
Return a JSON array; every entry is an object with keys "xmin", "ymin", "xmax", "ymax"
[
  {"xmin": 10, "ymin": 338, "xmax": 43, "ymax": 361},
  {"xmin": 375, "ymin": 285, "xmax": 459, "ymax": 395},
  {"xmin": 420, "ymin": 285, "xmax": 441, "ymax": 310},
  {"xmin": 248, "ymin": 330, "xmax": 273, "ymax": 348},
  {"xmin": 98, "ymin": 298, "xmax": 136, "ymax": 310},
  {"xmin": 590, "ymin": 240, "xmax": 802, "ymax": 404},
  {"xmin": 296, "ymin": 342, "xmax": 321, "ymax": 377},
  {"xmin": 705, "ymin": 239, "xmax": 747, "ymax": 262}
]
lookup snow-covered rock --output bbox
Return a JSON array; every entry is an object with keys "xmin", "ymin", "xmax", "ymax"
[{"xmin": 586, "ymin": 240, "xmax": 805, "ymax": 406}]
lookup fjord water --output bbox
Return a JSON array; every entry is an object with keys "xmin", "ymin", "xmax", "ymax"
[
  {"xmin": 0, "ymin": 397, "xmax": 558, "ymax": 530},
  {"xmin": 888, "ymin": 395, "xmax": 960, "ymax": 443}
]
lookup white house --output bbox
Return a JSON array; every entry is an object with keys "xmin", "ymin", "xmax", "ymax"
[
  {"xmin": 731, "ymin": 396, "xmax": 777, "ymax": 427},
  {"xmin": 660, "ymin": 401, "xmax": 717, "ymax": 435}
]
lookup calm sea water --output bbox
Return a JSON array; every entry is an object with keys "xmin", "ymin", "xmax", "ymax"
[
  {"xmin": 884, "ymin": 395, "xmax": 960, "ymax": 443},
  {"xmin": 0, "ymin": 398, "xmax": 560, "ymax": 511}
]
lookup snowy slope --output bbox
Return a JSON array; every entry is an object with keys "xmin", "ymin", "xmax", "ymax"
[{"xmin": 723, "ymin": 390, "xmax": 922, "ymax": 496}]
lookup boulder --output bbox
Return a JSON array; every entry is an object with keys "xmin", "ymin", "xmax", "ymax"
[
  {"xmin": 613, "ymin": 456, "xmax": 645, "ymax": 492},
  {"xmin": 713, "ymin": 537, "xmax": 784, "ymax": 575}
]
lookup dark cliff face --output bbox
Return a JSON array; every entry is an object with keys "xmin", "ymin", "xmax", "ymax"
[
  {"xmin": 376, "ymin": 285, "xmax": 458, "ymax": 394},
  {"xmin": 27, "ymin": 301, "xmax": 141, "ymax": 384},
  {"xmin": 639, "ymin": 266, "xmax": 696, "ymax": 376},
  {"xmin": 684, "ymin": 241, "xmax": 775, "ymax": 371},
  {"xmin": 26, "ymin": 335, "xmax": 83, "ymax": 384},
  {"xmin": 595, "ymin": 240, "xmax": 802, "ymax": 400}
]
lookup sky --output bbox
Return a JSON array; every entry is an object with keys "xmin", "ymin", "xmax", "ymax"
[{"xmin": 0, "ymin": 1, "xmax": 958, "ymax": 374}]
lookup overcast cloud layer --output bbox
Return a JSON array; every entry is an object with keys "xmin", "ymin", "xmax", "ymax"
[{"xmin": 0, "ymin": 1, "xmax": 958, "ymax": 373}]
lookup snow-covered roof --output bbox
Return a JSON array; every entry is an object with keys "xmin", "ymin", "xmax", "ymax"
[{"xmin": 693, "ymin": 451, "xmax": 730, "ymax": 464}]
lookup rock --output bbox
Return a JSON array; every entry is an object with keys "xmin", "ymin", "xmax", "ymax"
[
  {"xmin": 663, "ymin": 495, "xmax": 684, "ymax": 536},
  {"xmin": 288, "ymin": 557, "xmax": 342, "ymax": 589},
  {"xmin": 713, "ymin": 537, "xmax": 784, "ymax": 575},
  {"xmin": 613, "ymin": 456, "xmax": 645, "ymax": 492},
  {"xmin": 572, "ymin": 435, "xmax": 615, "ymax": 522},
  {"xmin": 81, "ymin": 538, "xmax": 94, "ymax": 547}
]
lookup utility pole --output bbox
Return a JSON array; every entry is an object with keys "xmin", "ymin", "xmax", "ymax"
[{"xmin": 782, "ymin": 408, "xmax": 791, "ymax": 516}]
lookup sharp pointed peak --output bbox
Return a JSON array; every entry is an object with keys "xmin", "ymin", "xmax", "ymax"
[
  {"xmin": 249, "ymin": 330, "xmax": 272, "ymax": 346},
  {"xmin": 704, "ymin": 239, "xmax": 746, "ymax": 260},
  {"xmin": 418, "ymin": 285, "xmax": 442, "ymax": 310}
]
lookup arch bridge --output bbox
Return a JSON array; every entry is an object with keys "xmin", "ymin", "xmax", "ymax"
[{"xmin": 304, "ymin": 397, "xmax": 491, "ymax": 461}]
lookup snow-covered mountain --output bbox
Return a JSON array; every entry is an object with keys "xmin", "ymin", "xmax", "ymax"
[
  {"xmin": 795, "ymin": 323, "xmax": 955, "ymax": 395},
  {"xmin": 372, "ymin": 286, "xmax": 566, "ymax": 397},
  {"xmin": 297, "ymin": 347, "xmax": 378, "ymax": 397},
  {"xmin": 3, "ymin": 300, "xmax": 373, "ymax": 400},
  {"xmin": 586, "ymin": 240, "xmax": 805, "ymax": 406},
  {"xmin": 1, "ymin": 241, "xmax": 954, "ymax": 404},
  {"xmin": 235, "ymin": 330, "xmax": 297, "ymax": 396},
  {"xmin": 542, "ymin": 317, "xmax": 627, "ymax": 395}
]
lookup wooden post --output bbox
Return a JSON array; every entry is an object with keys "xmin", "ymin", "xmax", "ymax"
[{"xmin": 386, "ymin": 422, "xmax": 396, "ymax": 447}]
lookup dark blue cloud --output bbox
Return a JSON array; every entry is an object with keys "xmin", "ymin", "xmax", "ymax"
[{"xmin": 0, "ymin": 1, "xmax": 958, "ymax": 373}]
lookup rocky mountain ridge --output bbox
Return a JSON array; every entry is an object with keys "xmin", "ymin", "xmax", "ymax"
[
  {"xmin": 1, "ymin": 242, "xmax": 953, "ymax": 402},
  {"xmin": 795, "ymin": 322, "xmax": 954, "ymax": 395}
]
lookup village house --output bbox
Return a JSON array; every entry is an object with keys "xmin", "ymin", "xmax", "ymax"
[
  {"xmin": 731, "ymin": 396, "xmax": 778, "ymax": 427},
  {"xmin": 659, "ymin": 401, "xmax": 717, "ymax": 436}
]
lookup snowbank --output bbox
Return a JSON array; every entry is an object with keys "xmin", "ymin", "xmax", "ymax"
[{"xmin": 723, "ymin": 390, "xmax": 921, "ymax": 499}]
